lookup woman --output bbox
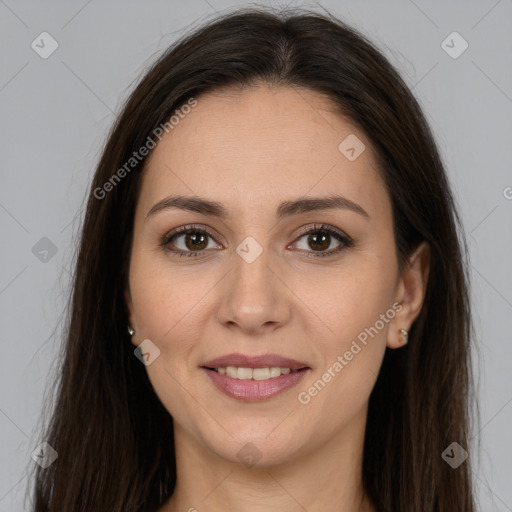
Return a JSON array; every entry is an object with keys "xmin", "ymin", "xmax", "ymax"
[{"xmin": 30, "ymin": 6, "xmax": 477, "ymax": 511}]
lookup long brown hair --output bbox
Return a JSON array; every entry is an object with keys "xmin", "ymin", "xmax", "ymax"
[{"xmin": 28, "ymin": 6, "xmax": 478, "ymax": 511}]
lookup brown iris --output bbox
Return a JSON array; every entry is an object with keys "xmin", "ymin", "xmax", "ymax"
[
  {"xmin": 307, "ymin": 232, "xmax": 330, "ymax": 251},
  {"xmin": 185, "ymin": 232, "xmax": 209, "ymax": 251}
]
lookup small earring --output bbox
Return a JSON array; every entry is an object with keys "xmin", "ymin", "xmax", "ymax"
[
  {"xmin": 400, "ymin": 328, "xmax": 409, "ymax": 344},
  {"xmin": 127, "ymin": 325, "xmax": 135, "ymax": 336}
]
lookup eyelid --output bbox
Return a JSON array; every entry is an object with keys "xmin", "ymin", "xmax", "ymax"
[
  {"xmin": 161, "ymin": 224, "xmax": 223, "ymax": 245},
  {"xmin": 294, "ymin": 223, "xmax": 351, "ymax": 243},
  {"xmin": 162, "ymin": 223, "xmax": 351, "ymax": 243}
]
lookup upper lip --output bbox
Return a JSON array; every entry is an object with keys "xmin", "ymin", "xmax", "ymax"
[{"xmin": 201, "ymin": 353, "xmax": 310, "ymax": 370}]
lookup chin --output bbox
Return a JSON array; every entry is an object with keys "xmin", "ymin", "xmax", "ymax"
[{"xmin": 204, "ymin": 426, "xmax": 306, "ymax": 468}]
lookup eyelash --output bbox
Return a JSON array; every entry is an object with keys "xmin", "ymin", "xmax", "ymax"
[{"xmin": 160, "ymin": 223, "xmax": 354, "ymax": 259}]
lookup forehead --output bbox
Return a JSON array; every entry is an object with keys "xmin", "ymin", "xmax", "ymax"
[{"xmin": 139, "ymin": 85, "xmax": 390, "ymax": 224}]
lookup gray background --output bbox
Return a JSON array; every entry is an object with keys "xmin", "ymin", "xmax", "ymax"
[{"xmin": 1, "ymin": 0, "xmax": 511, "ymax": 510}]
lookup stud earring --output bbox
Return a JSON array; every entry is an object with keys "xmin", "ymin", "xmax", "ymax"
[
  {"xmin": 399, "ymin": 328, "xmax": 409, "ymax": 344},
  {"xmin": 127, "ymin": 325, "xmax": 135, "ymax": 336}
]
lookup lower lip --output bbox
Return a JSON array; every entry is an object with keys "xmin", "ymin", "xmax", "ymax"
[{"xmin": 201, "ymin": 367, "xmax": 310, "ymax": 402}]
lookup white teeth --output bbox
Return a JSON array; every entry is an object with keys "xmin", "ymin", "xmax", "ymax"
[
  {"xmin": 226, "ymin": 366, "xmax": 238, "ymax": 378},
  {"xmin": 252, "ymin": 368, "xmax": 270, "ymax": 380},
  {"xmin": 269, "ymin": 367, "xmax": 281, "ymax": 378},
  {"xmin": 237, "ymin": 367, "xmax": 253, "ymax": 380},
  {"xmin": 215, "ymin": 366, "xmax": 298, "ymax": 380}
]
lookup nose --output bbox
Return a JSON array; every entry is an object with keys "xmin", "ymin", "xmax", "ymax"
[{"xmin": 215, "ymin": 240, "xmax": 292, "ymax": 335}]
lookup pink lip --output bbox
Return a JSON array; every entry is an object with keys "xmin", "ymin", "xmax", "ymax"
[
  {"xmin": 200, "ymin": 353, "xmax": 311, "ymax": 402},
  {"xmin": 201, "ymin": 353, "xmax": 309, "ymax": 371},
  {"xmin": 201, "ymin": 367, "xmax": 310, "ymax": 402}
]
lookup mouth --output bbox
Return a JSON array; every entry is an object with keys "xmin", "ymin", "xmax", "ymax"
[
  {"xmin": 202, "ymin": 366, "xmax": 307, "ymax": 379},
  {"xmin": 200, "ymin": 353, "xmax": 311, "ymax": 401}
]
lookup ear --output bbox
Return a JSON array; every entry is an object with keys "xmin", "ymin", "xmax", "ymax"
[
  {"xmin": 387, "ymin": 241, "xmax": 431, "ymax": 349},
  {"xmin": 124, "ymin": 286, "xmax": 138, "ymax": 346}
]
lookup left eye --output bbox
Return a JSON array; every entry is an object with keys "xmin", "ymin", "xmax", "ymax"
[
  {"xmin": 293, "ymin": 230, "xmax": 342, "ymax": 253},
  {"xmin": 290, "ymin": 224, "xmax": 353, "ymax": 257}
]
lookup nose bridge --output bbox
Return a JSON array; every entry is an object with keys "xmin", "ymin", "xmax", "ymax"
[
  {"xmin": 216, "ymin": 235, "xmax": 290, "ymax": 331},
  {"xmin": 235, "ymin": 238, "xmax": 272, "ymax": 296}
]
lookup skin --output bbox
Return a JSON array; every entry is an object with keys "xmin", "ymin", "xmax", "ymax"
[{"xmin": 125, "ymin": 84, "xmax": 430, "ymax": 512}]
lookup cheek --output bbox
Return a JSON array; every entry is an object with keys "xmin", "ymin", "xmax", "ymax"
[
  {"xmin": 295, "ymin": 282, "xmax": 391, "ymax": 434},
  {"xmin": 128, "ymin": 257, "xmax": 208, "ymax": 427},
  {"xmin": 304, "ymin": 255, "xmax": 396, "ymax": 345},
  {"xmin": 300, "ymin": 256, "xmax": 395, "ymax": 396},
  {"xmin": 129, "ymin": 246, "xmax": 206, "ymax": 338},
  {"xmin": 128, "ymin": 253, "xmax": 222, "ymax": 399}
]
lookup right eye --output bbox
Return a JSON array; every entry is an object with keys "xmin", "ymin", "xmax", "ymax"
[{"xmin": 161, "ymin": 225, "xmax": 222, "ymax": 257}]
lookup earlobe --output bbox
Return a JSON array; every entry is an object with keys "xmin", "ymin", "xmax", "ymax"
[
  {"xmin": 387, "ymin": 323, "xmax": 410, "ymax": 349},
  {"xmin": 387, "ymin": 241, "xmax": 431, "ymax": 349}
]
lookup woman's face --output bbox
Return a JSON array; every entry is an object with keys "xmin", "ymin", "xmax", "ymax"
[{"xmin": 125, "ymin": 85, "xmax": 425, "ymax": 466}]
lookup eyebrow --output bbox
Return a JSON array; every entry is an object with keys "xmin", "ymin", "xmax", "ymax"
[{"xmin": 145, "ymin": 194, "xmax": 370, "ymax": 221}]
